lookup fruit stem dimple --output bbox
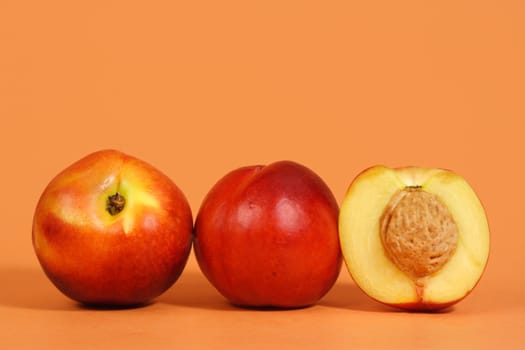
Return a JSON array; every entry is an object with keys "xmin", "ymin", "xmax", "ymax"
[{"xmin": 107, "ymin": 192, "xmax": 126, "ymax": 216}]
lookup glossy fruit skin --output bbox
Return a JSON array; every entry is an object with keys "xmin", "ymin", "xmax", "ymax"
[
  {"xmin": 194, "ymin": 161, "xmax": 342, "ymax": 308},
  {"xmin": 32, "ymin": 150, "xmax": 193, "ymax": 306}
]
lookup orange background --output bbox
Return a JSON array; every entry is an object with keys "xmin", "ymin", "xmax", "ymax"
[{"xmin": 1, "ymin": 1, "xmax": 524, "ymax": 349}]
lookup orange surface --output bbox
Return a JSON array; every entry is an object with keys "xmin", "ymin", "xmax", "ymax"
[{"xmin": 1, "ymin": 1, "xmax": 524, "ymax": 349}]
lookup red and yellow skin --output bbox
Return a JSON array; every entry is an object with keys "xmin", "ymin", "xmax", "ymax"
[{"xmin": 32, "ymin": 150, "xmax": 193, "ymax": 306}]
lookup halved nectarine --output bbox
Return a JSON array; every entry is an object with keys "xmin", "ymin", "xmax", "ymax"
[{"xmin": 339, "ymin": 166, "xmax": 490, "ymax": 311}]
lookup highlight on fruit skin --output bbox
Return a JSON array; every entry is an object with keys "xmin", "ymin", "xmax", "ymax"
[{"xmin": 338, "ymin": 166, "xmax": 490, "ymax": 311}]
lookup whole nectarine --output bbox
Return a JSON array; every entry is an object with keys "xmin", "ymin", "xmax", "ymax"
[
  {"xmin": 32, "ymin": 150, "xmax": 193, "ymax": 306},
  {"xmin": 194, "ymin": 161, "xmax": 342, "ymax": 308}
]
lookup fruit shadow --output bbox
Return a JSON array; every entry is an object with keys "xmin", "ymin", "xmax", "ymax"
[
  {"xmin": 160, "ymin": 270, "xmax": 350, "ymax": 312},
  {"xmin": 157, "ymin": 270, "xmax": 236, "ymax": 311},
  {"xmin": 0, "ymin": 266, "xmax": 456, "ymax": 313},
  {"xmin": 0, "ymin": 266, "xmax": 154, "ymax": 312},
  {"xmin": 319, "ymin": 281, "xmax": 456, "ymax": 314},
  {"xmin": 160, "ymin": 269, "xmax": 398, "ymax": 313},
  {"xmin": 0, "ymin": 266, "xmax": 78, "ymax": 311},
  {"xmin": 159, "ymin": 270, "xmax": 423, "ymax": 313},
  {"xmin": 319, "ymin": 281, "xmax": 393, "ymax": 312}
]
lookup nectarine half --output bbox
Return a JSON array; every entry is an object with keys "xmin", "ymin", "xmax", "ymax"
[{"xmin": 339, "ymin": 166, "xmax": 490, "ymax": 311}]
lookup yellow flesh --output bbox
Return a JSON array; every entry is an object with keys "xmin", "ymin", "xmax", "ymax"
[{"xmin": 339, "ymin": 166, "xmax": 490, "ymax": 305}]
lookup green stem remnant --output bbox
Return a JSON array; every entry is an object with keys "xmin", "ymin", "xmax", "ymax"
[{"xmin": 107, "ymin": 192, "xmax": 126, "ymax": 216}]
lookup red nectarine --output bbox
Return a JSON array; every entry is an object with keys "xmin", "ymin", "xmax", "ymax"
[
  {"xmin": 32, "ymin": 150, "xmax": 193, "ymax": 306},
  {"xmin": 194, "ymin": 161, "xmax": 342, "ymax": 308}
]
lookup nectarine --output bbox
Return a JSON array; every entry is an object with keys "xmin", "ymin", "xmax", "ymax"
[
  {"xmin": 194, "ymin": 161, "xmax": 342, "ymax": 308},
  {"xmin": 339, "ymin": 166, "xmax": 490, "ymax": 311},
  {"xmin": 32, "ymin": 150, "xmax": 193, "ymax": 306}
]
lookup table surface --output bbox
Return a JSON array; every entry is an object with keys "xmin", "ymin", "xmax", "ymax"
[{"xmin": 2, "ymin": 254, "xmax": 524, "ymax": 350}]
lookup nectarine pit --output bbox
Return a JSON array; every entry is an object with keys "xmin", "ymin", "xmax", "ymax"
[
  {"xmin": 107, "ymin": 192, "xmax": 126, "ymax": 216},
  {"xmin": 380, "ymin": 186, "xmax": 458, "ymax": 280}
]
